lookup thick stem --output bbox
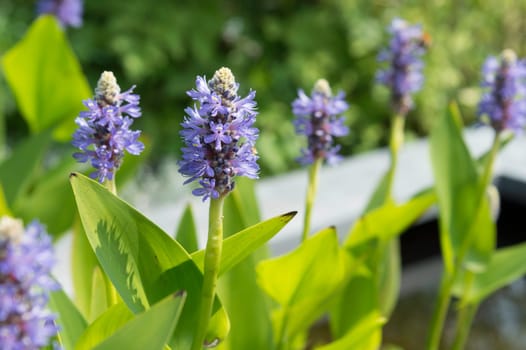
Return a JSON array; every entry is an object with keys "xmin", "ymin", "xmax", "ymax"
[
  {"xmin": 451, "ymin": 271, "xmax": 477, "ymax": 350},
  {"xmin": 386, "ymin": 114, "xmax": 405, "ymax": 199},
  {"xmin": 301, "ymin": 157, "xmax": 322, "ymax": 241},
  {"xmin": 451, "ymin": 303, "xmax": 478, "ymax": 350},
  {"xmin": 192, "ymin": 196, "xmax": 225, "ymax": 350},
  {"xmin": 426, "ymin": 271, "xmax": 455, "ymax": 350}
]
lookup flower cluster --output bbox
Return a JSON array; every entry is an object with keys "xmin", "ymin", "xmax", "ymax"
[
  {"xmin": 376, "ymin": 18, "xmax": 428, "ymax": 116},
  {"xmin": 36, "ymin": 0, "xmax": 84, "ymax": 28},
  {"xmin": 73, "ymin": 71, "xmax": 144, "ymax": 183},
  {"xmin": 0, "ymin": 217, "xmax": 59, "ymax": 349},
  {"xmin": 478, "ymin": 49, "xmax": 526, "ymax": 134},
  {"xmin": 292, "ymin": 79, "xmax": 349, "ymax": 165},
  {"xmin": 179, "ymin": 67, "xmax": 259, "ymax": 201}
]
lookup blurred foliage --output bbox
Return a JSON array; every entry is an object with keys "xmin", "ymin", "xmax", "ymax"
[{"xmin": 1, "ymin": 0, "xmax": 525, "ymax": 176}]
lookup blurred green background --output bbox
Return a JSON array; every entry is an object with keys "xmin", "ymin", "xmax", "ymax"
[{"xmin": 1, "ymin": 0, "xmax": 525, "ymax": 176}]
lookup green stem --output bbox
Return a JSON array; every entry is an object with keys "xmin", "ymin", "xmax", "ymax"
[
  {"xmin": 386, "ymin": 114, "xmax": 405, "ymax": 199},
  {"xmin": 275, "ymin": 310, "xmax": 289, "ymax": 350},
  {"xmin": 427, "ymin": 132, "xmax": 501, "ymax": 350},
  {"xmin": 452, "ymin": 271, "xmax": 477, "ymax": 350},
  {"xmin": 301, "ymin": 157, "xmax": 322, "ymax": 241},
  {"xmin": 192, "ymin": 196, "xmax": 225, "ymax": 350},
  {"xmin": 426, "ymin": 270, "xmax": 455, "ymax": 350},
  {"xmin": 102, "ymin": 177, "xmax": 119, "ymax": 306},
  {"xmin": 479, "ymin": 131, "xmax": 501, "ymax": 192}
]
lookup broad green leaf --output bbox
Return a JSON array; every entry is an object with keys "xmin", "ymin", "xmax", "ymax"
[
  {"xmin": 217, "ymin": 181, "xmax": 272, "ymax": 350},
  {"xmin": 317, "ymin": 311, "xmax": 385, "ymax": 350},
  {"xmin": 14, "ymin": 156, "xmax": 77, "ymax": 237},
  {"xmin": 49, "ymin": 289, "xmax": 87, "ymax": 350},
  {"xmin": 75, "ymin": 302, "xmax": 133, "ymax": 350},
  {"xmin": 89, "ymin": 266, "xmax": 109, "ymax": 322},
  {"xmin": 94, "ymin": 292, "xmax": 186, "ymax": 350},
  {"xmin": 257, "ymin": 227, "xmax": 347, "ymax": 344},
  {"xmin": 191, "ymin": 211, "xmax": 296, "ymax": 276},
  {"xmin": 429, "ymin": 103, "xmax": 495, "ymax": 272},
  {"xmin": 1, "ymin": 16, "xmax": 90, "ymax": 138},
  {"xmin": 70, "ymin": 173, "xmax": 229, "ymax": 350},
  {"xmin": 343, "ymin": 189, "xmax": 435, "ymax": 318},
  {"xmin": 453, "ymin": 242, "xmax": 526, "ymax": 304},
  {"xmin": 0, "ymin": 132, "xmax": 50, "ymax": 206},
  {"xmin": 175, "ymin": 204, "xmax": 199, "ymax": 253},
  {"xmin": 329, "ymin": 261, "xmax": 378, "ymax": 339},
  {"xmin": 344, "ymin": 190, "xmax": 436, "ymax": 248},
  {"xmin": 71, "ymin": 216, "xmax": 99, "ymax": 319}
]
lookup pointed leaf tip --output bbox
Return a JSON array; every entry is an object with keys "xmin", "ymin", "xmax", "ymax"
[
  {"xmin": 282, "ymin": 211, "xmax": 297, "ymax": 219},
  {"xmin": 174, "ymin": 290, "xmax": 187, "ymax": 298}
]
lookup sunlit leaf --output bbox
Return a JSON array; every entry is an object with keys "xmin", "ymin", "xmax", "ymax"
[
  {"xmin": 345, "ymin": 190, "xmax": 436, "ymax": 248},
  {"xmin": 257, "ymin": 227, "xmax": 347, "ymax": 344},
  {"xmin": 75, "ymin": 302, "xmax": 133, "ymax": 350},
  {"xmin": 217, "ymin": 180, "xmax": 272, "ymax": 350},
  {"xmin": 70, "ymin": 173, "xmax": 229, "ymax": 349},
  {"xmin": 453, "ymin": 242, "xmax": 526, "ymax": 304},
  {"xmin": 316, "ymin": 311, "xmax": 385, "ymax": 350},
  {"xmin": 429, "ymin": 103, "xmax": 495, "ymax": 273},
  {"xmin": 191, "ymin": 211, "xmax": 296, "ymax": 276},
  {"xmin": 71, "ymin": 217, "xmax": 99, "ymax": 319},
  {"xmin": 94, "ymin": 292, "xmax": 186, "ymax": 350},
  {"xmin": 49, "ymin": 289, "xmax": 87, "ymax": 350},
  {"xmin": 1, "ymin": 16, "xmax": 90, "ymax": 139}
]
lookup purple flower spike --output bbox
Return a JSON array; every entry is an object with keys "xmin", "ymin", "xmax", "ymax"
[
  {"xmin": 0, "ymin": 216, "xmax": 60, "ymax": 349},
  {"xmin": 179, "ymin": 67, "xmax": 259, "ymax": 201},
  {"xmin": 376, "ymin": 18, "xmax": 428, "ymax": 116},
  {"xmin": 37, "ymin": 0, "xmax": 83, "ymax": 28},
  {"xmin": 73, "ymin": 71, "xmax": 144, "ymax": 183},
  {"xmin": 292, "ymin": 79, "xmax": 349, "ymax": 166},
  {"xmin": 478, "ymin": 49, "xmax": 526, "ymax": 134}
]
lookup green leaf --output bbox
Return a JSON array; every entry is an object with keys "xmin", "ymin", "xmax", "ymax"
[
  {"xmin": 49, "ymin": 289, "xmax": 87, "ymax": 350},
  {"xmin": 94, "ymin": 292, "xmax": 186, "ymax": 350},
  {"xmin": 344, "ymin": 189, "xmax": 436, "ymax": 248},
  {"xmin": 217, "ymin": 181, "xmax": 272, "ymax": 350},
  {"xmin": 316, "ymin": 311, "xmax": 385, "ymax": 350},
  {"xmin": 14, "ymin": 156, "xmax": 77, "ymax": 237},
  {"xmin": 0, "ymin": 132, "xmax": 50, "ymax": 206},
  {"xmin": 1, "ymin": 16, "xmax": 91, "ymax": 139},
  {"xmin": 89, "ymin": 266, "xmax": 110, "ymax": 322},
  {"xmin": 175, "ymin": 204, "xmax": 198, "ymax": 253},
  {"xmin": 257, "ymin": 227, "xmax": 347, "ymax": 344},
  {"xmin": 329, "ymin": 259, "xmax": 378, "ymax": 338},
  {"xmin": 191, "ymin": 211, "xmax": 297, "ymax": 276},
  {"xmin": 453, "ymin": 242, "xmax": 526, "ymax": 304},
  {"xmin": 75, "ymin": 302, "xmax": 134, "ymax": 350},
  {"xmin": 71, "ymin": 216, "xmax": 99, "ymax": 319},
  {"xmin": 70, "ymin": 172, "xmax": 229, "ymax": 350},
  {"xmin": 429, "ymin": 103, "xmax": 495, "ymax": 273}
]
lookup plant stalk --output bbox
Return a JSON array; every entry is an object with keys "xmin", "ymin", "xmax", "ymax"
[
  {"xmin": 192, "ymin": 196, "xmax": 225, "ymax": 350},
  {"xmin": 301, "ymin": 157, "xmax": 322, "ymax": 241},
  {"xmin": 451, "ymin": 271, "xmax": 477, "ymax": 350},
  {"xmin": 386, "ymin": 114, "xmax": 405, "ymax": 198},
  {"xmin": 427, "ymin": 131, "xmax": 501, "ymax": 349}
]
